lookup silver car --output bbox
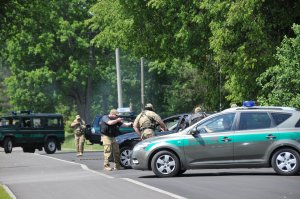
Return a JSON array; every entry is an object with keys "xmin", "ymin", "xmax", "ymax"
[{"xmin": 131, "ymin": 105, "xmax": 300, "ymax": 177}]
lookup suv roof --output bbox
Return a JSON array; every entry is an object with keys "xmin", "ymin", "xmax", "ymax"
[{"xmin": 224, "ymin": 106, "xmax": 299, "ymax": 112}]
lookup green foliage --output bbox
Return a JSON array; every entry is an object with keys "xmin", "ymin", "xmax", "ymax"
[
  {"xmin": 258, "ymin": 24, "xmax": 300, "ymax": 108},
  {"xmin": 1, "ymin": 0, "xmax": 300, "ymax": 122},
  {"xmin": 5, "ymin": 67, "xmax": 55, "ymax": 112}
]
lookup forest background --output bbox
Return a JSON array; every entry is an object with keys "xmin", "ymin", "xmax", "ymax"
[{"xmin": 1, "ymin": 0, "xmax": 300, "ymax": 135}]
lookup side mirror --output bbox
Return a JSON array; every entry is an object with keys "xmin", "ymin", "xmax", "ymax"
[{"xmin": 190, "ymin": 128, "xmax": 199, "ymax": 135}]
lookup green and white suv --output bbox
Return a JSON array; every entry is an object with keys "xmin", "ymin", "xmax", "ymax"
[{"xmin": 131, "ymin": 102, "xmax": 300, "ymax": 177}]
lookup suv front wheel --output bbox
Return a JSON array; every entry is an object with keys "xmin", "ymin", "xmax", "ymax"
[
  {"xmin": 271, "ymin": 148, "xmax": 300, "ymax": 175},
  {"xmin": 151, "ymin": 150, "xmax": 180, "ymax": 177},
  {"xmin": 44, "ymin": 138, "xmax": 57, "ymax": 154},
  {"xmin": 3, "ymin": 137, "xmax": 13, "ymax": 153}
]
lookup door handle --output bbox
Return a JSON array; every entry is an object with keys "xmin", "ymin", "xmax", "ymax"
[
  {"xmin": 221, "ymin": 137, "xmax": 232, "ymax": 142},
  {"xmin": 266, "ymin": 134, "xmax": 276, "ymax": 140}
]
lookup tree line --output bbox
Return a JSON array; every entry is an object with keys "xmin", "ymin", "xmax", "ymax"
[{"xmin": 1, "ymin": 0, "xmax": 300, "ymax": 124}]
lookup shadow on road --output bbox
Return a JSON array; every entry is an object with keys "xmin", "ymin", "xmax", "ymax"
[{"xmin": 137, "ymin": 171, "xmax": 298, "ymax": 178}]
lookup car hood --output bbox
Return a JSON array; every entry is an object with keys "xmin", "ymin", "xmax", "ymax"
[{"xmin": 115, "ymin": 132, "xmax": 140, "ymax": 144}]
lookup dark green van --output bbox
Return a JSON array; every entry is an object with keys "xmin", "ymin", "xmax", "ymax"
[{"xmin": 0, "ymin": 111, "xmax": 65, "ymax": 154}]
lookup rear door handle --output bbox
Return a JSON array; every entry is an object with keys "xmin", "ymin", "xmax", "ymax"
[
  {"xmin": 221, "ymin": 137, "xmax": 232, "ymax": 142},
  {"xmin": 266, "ymin": 134, "xmax": 276, "ymax": 140}
]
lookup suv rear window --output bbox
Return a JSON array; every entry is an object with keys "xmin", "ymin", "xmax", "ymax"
[
  {"xmin": 238, "ymin": 112, "xmax": 271, "ymax": 130},
  {"xmin": 271, "ymin": 113, "xmax": 292, "ymax": 126}
]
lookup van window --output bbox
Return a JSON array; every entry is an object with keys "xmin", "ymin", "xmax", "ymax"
[
  {"xmin": 47, "ymin": 118, "xmax": 62, "ymax": 128},
  {"xmin": 22, "ymin": 118, "xmax": 31, "ymax": 128},
  {"xmin": 0, "ymin": 118, "xmax": 10, "ymax": 127},
  {"xmin": 33, "ymin": 118, "xmax": 42, "ymax": 128}
]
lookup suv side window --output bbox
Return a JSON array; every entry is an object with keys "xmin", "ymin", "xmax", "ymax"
[
  {"xmin": 271, "ymin": 113, "xmax": 291, "ymax": 126},
  {"xmin": 238, "ymin": 112, "xmax": 271, "ymax": 130},
  {"xmin": 196, "ymin": 113, "xmax": 235, "ymax": 133}
]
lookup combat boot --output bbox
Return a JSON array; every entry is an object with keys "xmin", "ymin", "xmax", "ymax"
[{"xmin": 103, "ymin": 167, "xmax": 112, "ymax": 171}]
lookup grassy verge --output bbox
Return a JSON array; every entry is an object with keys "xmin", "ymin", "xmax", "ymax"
[
  {"xmin": 0, "ymin": 185, "xmax": 11, "ymax": 199},
  {"xmin": 62, "ymin": 134, "xmax": 103, "ymax": 152}
]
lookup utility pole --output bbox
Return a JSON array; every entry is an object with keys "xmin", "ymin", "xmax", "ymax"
[
  {"xmin": 116, "ymin": 48, "xmax": 123, "ymax": 108},
  {"xmin": 141, "ymin": 57, "xmax": 144, "ymax": 111},
  {"xmin": 219, "ymin": 64, "xmax": 222, "ymax": 112}
]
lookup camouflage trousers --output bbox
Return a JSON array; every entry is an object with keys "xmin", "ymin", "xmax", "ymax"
[
  {"xmin": 141, "ymin": 128, "xmax": 155, "ymax": 140},
  {"xmin": 74, "ymin": 134, "xmax": 85, "ymax": 153},
  {"xmin": 101, "ymin": 135, "xmax": 121, "ymax": 168}
]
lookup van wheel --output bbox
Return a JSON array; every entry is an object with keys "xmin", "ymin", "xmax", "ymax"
[
  {"xmin": 151, "ymin": 150, "xmax": 180, "ymax": 177},
  {"xmin": 4, "ymin": 137, "xmax": 13, "ymax": 153},
  {"xmin": 120, "ymin": 146, "xmax": 133, "ymax": 169},
  {"xmin": 271, "ymin": 148, "xmax": 300, "ymax": 175},
  {"xmin": 44, "ymin": 138, "xmax": 57, "ymax": 154}
]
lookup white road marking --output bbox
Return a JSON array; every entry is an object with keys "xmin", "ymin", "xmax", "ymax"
[
  {"xmin": 34, "ymin": 153, "xmax": 114, "ymax": 179},
  {"xmin": 3, "ymin": 184, "xmax": 17, "ymax": 199},
  {"xmin": 122, "ymin": 178, "xmax": 187, "ymax": 199},
  {"xmin": 35, "ymin": 153, "xmax": 186, "ymax": 199}
]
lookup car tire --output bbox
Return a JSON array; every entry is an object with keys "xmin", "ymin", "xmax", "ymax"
[
  {"xmin": 44, "ymin": 138, "xmax": 57, "ymax": 154},
  {"xmin": 23, "ymin": 147, "xmax": 35, "ymax": 153},
  {"xmin": 151, "ymin": 150, "xmax": 180, "ymax": 177},
  {"xmin": 120, "ymin": 146, "xmax": 133, "ymax": 169},
  {"xmin": 271, "ymin": 148, "xmax": 300, "ymax": 175},
  {"xmin": 3, "ymin": 137, "xmax": 13, "ymax": 153}
]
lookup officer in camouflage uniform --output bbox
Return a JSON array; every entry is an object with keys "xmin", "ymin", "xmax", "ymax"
[
  {"xmin": 71, "ymin": 115, "xmax": 86, "ymax": 157},
  {"xmin": 133, "ymin": 103, "xmax": 167, "ymax": 140}
]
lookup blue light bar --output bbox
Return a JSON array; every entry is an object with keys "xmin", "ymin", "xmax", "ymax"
[{"xmin": 243, "ymin": 101, "xmax": 255, "ymax": 107}]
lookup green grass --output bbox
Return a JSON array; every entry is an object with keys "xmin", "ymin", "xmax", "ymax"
[
  {"xmin": 62, "ymin": 134, "xmax": 103, "ymax": 152},
  {"xmin": 0, "ymin": 185, "xmax": 11, "ymax": 199}
]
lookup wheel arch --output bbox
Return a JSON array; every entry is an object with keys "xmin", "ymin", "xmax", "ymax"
[
  {"xmin": 2, "ymin": 135, "xmax": 16, "ymax": 146},
  {"xmin": 268, "ymin": 145, "xmax": 300, "ymax": 166},
  {"xmin": 147, "ymin": 147, "xmax": 183, "ymax": 170}
]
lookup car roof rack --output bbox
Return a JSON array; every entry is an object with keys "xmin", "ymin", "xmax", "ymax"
[{"xmin": 11, "ymin": 110, "xmax": 32, "ymax": 115}]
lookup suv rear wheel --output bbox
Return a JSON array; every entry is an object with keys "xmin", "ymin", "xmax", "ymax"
[
  {"xmin": 3, "ymin": 137, "xmax": 13, "ymax": 153},
  {"xmin": 44, "ymin": 138, "xmax": 57, "ymax": 154},
  {"xmin": 271, "ymin": 148, "xmax": 300, "ymax": 175},
  {"xmin": 120, "ymin": 146, "xmax": 133, "ymax": 169},
  {"xmin": 151, "ymin": 150, "xmax": 180, "ymax": 177}
]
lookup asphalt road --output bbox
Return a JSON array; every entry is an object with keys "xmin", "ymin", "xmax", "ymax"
[{"xmin": 1, "ymin": 149, "xmax": 300, "ymax": 199}]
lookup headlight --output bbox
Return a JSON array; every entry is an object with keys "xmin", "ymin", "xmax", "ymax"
[
  {"xmin": 91, "ymin": 128, "xmax": 95, "ymax": 134},
  {"xmin": 133, "ymin": 142, "xmax": 151, "ymax": 151}
]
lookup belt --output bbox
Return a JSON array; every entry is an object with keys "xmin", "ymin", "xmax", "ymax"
[{"xmin": 140, "ymin": 127, "xmax": 155, "ymax": 131}]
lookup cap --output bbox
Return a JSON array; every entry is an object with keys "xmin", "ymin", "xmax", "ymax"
[
  {"xmin": 110, "ymin": 109, "xmax": 119, "ymax": 115},
  {"xmin": 76, "ymin": 115, "xmax": 81, "ymax": 119},
  {"xmin": 194, "ymin": 107, "xmax": 201, "ymax": 113},
  {"xmin": 145, "ymin": 103, "xmax": 153, "ymax": 109}
]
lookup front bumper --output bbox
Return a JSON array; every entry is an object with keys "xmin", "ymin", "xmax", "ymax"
[{"xmin": 131, "ymin": 148, "xmax": 150, "ymax": 170}]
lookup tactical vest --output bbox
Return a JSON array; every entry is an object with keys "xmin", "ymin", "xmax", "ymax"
[{"xmin": 139, "ymin": 111, "xmax": 157, "ymax": 130}]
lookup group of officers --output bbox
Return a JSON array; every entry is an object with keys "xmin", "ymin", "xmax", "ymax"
[{"xmin": 71, "ymin": 103, "xmax": 205, "ymax": 171}]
